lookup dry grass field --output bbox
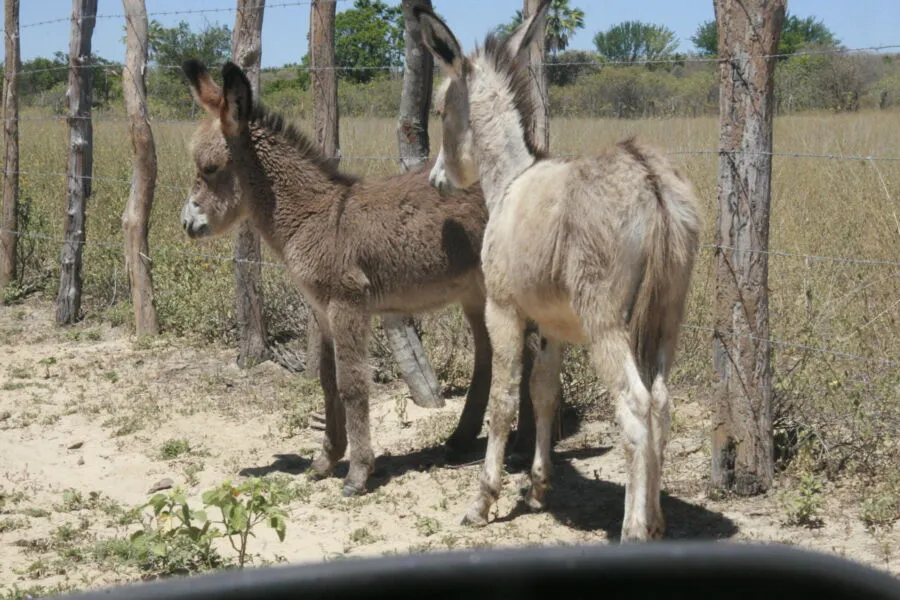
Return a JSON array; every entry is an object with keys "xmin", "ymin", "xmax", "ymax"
[{"xmin": 1, "ymin": 110, "xmax": 898, "ymax": 596}]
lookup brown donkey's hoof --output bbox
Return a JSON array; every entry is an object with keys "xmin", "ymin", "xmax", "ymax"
[
  {"xmin": 342, "ymin": 483, "xmax": 365, "ymax": 497},
  {"xmin": 307, "ymin": 470, "xmax": 329, "ymax": 482}
]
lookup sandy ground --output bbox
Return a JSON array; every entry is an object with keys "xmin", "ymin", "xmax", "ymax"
[{"xmin": 1, "ymin": 298, "xmax": 897, "ymax": 595}]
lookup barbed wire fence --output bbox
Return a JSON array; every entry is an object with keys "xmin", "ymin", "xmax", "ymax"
[{"xmin": 0, "ymin": 1, "xmax": 897, "ymax": 377}]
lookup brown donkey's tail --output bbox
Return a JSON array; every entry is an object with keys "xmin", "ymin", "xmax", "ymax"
[{"xmin": 625, "ymin": 147, "xmax": 701, "ymax": 383}]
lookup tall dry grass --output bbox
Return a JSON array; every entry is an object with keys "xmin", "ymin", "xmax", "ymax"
[{"xmin": 6, "ymin": 109, "xmax": 900, "ymax": 500}]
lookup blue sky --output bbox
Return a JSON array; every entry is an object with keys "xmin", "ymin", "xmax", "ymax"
[{"xmin": 5, "ymin": 0, "xmax": 898, "ymax": 68}]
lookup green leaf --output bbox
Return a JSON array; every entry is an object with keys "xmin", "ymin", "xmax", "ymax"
[
  {"xmin": 129, "ymin": 529, "xmax": 147, "ymax": 542},
  {"xmin": 269, "ymin": 515, "xmax": 287, "ymax": 542},
  {"xmin": 148, "ymin": 493, "xmax": 167, "ymax": 513},
  {"xmin": 230, "ymin": 504, "xmax": 248, "ymax": 532},
  {"xmin": 151, "ymin": 540, "xmax": 168, "ymax": 557}
]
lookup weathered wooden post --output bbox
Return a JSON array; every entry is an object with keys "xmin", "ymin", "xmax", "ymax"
[
  {"xmin": 304, "ymin": 0, "xmax": 339, "ymax": 379},
  {"xmin": 0, "ymin": 0, "xmax": 20, "ymax": 294},
  {"xmin": 711, "ymin": 0, "xmax": 786, "ymax": 495},
  {"xmin": 522, "ymin": 0, "xmax": 550, "ymax": 152},
  {"xmin": 56, "ymin": 0, "xmax": 97, "ymax": 324},
  {"xmin": 232, "ymin": 0, "xmax": 270, "ymax": 368},
  {"xmin": 396, "ymin": 0, "xmax": 433, "ymax": 174},
  {"xmin": 382, "ymin": 0, "xmax": 443, "ymax": 408},
  {"xmin": 121, "ymin": 0, "xmax": 159, "ymax": 335}
]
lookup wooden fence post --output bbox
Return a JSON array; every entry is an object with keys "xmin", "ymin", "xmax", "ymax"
[
  {"xmin": 381, "ymin": 0, "xmax": 443, "ymax": 409},
  {"xmin": 396, "ymin": 0, "xmax": 432, "ymax": 174},
  {"xmin": 56, "ymin": 0, "xmax": 97, "ymax": 325},
  {"xmin": 711, "ymin": 0, "xmax": 785, "ymax": 495},
  {"xmin": 232, "ymin": 0, "xmax": 270, "ymax": 368},
  {"xmin": 0, "ymin": 0, "xmax": 20, "ymax": 294},
  {"xmin": 121, "ymin": 0, "xmax": 159, "ymax": 335},
  {"xmin": 304, "ymin": 0, "xmax": 339, "ymax": 379},
  {"xmin": 522, "ymin": 0, "xmax": 550, "ymax": 152}
]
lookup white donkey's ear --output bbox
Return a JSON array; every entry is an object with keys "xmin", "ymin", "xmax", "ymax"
[
  {"xmin": 413, "ymin": 6, "xmax": 465, "ymax": 79},
  {"xmin": 505, "ymin": 0, "xmax": 550, "ymax": 58}
]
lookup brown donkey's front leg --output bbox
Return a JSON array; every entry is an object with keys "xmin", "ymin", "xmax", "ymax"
[
  {"xmin": 329, "ymin": 302, "xmax": 375, "ymax": 497},
  {"xmin": 308, "ymin": 333, "xmax": 346, "ymax": 480}
]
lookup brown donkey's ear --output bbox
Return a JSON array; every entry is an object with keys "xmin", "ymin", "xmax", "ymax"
[
  {"xmin": 505, "ymin": 0, "xmax": 550, "ymax": 59},
  {"xmin": 413, "ymin": 6, "xmax": 465, "ymax": 80},
  {"xmin": 220, "ymin": 62, "xmax": 254, "ymax": 137},
  {"xmin": 183, "ymin": 59, "xmax": 223, "ymax": 114}
]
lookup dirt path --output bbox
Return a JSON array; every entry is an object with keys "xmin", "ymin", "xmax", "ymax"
[{"xmin": 1, "ymin": 298, "xmax": 896, "ymax": 595}]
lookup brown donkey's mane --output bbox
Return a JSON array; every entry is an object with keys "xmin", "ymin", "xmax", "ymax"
[
  {"xmin": 481, "ymin": 33, "xmax": 548, "ymax": 160},
  {"xmin": 248, "ymin": 104, "xmax": 359, "ymax": 188}
]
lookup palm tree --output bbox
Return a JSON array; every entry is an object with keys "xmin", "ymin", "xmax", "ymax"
[
  {"xmin": 545, "ymin": 0, "xmax": 585, "ymax": 56},
  {"xmin": 494, "ymin": 0, "xmax": 585, "ymax": 56}
]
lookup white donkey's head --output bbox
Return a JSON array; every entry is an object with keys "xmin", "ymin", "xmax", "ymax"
[{"xmin": 414, "ymin": 1, "xmax": 550, "ymax": 195}]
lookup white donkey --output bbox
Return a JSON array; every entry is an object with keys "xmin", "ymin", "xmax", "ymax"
[{"xmin": 414, "ymin": 2, "xmax": 701, "ymax": 541}]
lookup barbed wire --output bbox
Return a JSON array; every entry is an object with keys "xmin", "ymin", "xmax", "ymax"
[
  {"xmin": 3, "ymin": 222, "xmax": 899, "ymax": 274},
  {"xmin": 2, "ymin": 223, "xmax": 896, "ymax": 368},
  {"xmin": 3, "ymin": 1, "xmax": 350, "ymax": 34},
  {"xmin": 699, "ymin": 244, "xmax": 900, "ymax": 268},
  {"xmin": 9, "ymin": 42, "xmax": 900, "ymax": 77},
  {"xmin": 681, "ymin": 325, "xmax": 899, "ymax": 368}
]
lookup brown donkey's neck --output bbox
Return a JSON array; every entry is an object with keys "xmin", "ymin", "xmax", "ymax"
[{"xmin": 232, "ymin": 108, "xmax": 358, "ymax": 256}]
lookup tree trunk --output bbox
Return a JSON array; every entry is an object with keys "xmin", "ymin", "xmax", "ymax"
[
  {"xmin": 711, "ymin": 0, "xmax": 785, "ymax": 496},
  {"xmin": 0, "ymin": 0, "xmax": 19, "ymax": 294},
  {"xmin": 121, "ymin": 0, "xmax": 159, "ymax": 335},
  {"xmin": 232, "ymin": 0, "xmax": 270, "ymax": 368},
  {"xmin": 381, "ymin": 0, "xmax": 443, "ymax": 408},
  {"xmin": 522, "ymin": 0, "xmax": 550, "ymax": 152},
  {"xmin": 305, "ymin": 0, "xmax": 340, "ymax": 379},
  {"xmin": 56, "ymin": 0, "xmax": 97, "ymax": 325},
  {"xmin": 396, "ymin": 0, "xmax": 432, "ymax": 173}
]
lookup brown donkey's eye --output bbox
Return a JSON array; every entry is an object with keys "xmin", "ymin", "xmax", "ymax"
[{"xmin": 202, "ymin": 165, "xmax": 219, "ymax": 177}]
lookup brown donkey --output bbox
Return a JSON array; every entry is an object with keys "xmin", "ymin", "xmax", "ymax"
[
  {"xmin": 179, "ymin": 59, "xmax": 527, "ymax": 497},
  {"xmin": 415, "ymin": 3, "xmax": 701, "ymax": 541}
]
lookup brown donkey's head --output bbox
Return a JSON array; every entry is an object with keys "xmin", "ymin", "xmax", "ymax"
[{"xmin": 180, "ymin": 60, "xmax": 254, "ymax": 239}]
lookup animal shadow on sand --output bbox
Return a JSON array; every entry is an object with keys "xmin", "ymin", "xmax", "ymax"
[
  {"xmin": 495, "ymin": 456, "xmax": 740, "ymax": 542},
  {"xmin": 239, "ymin": 445, "xmax": 737, "ymax": 542},
  {"xmin": 238, "ymin": 399, "xmax": 587, "ymax": 488}
]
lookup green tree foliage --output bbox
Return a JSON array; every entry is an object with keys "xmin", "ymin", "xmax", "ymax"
[
  {"xmin": 148, "ymin": 20, "xmax": 233, "ymax": 68},
  {"xmin": 690, "ymin": 20, "xmax": 717, "ymax": 56},
  {"xmin": 546, "ymin": 49, "xmax": 601, "ymax": 86},
  {"xmin": 14, "ymin": 51, "xmax": 121, "ymax": 110},
  {"xmin": 494, "ymin": 0, "xmax": 586, "ymax": 56},
  {"xmin": 690, "ymin": 13, "xmax": 839, "ymax": 57},
  {"xmin": 334, "ymin": 0, "xmax": 404, "ymax": 84},
  {"xmin": 778, "ymin": 14, "xmax": 840, "ymax": 55},
  {"xmin": 593, "ymin": 21, "xmax": 678, "ymax": 65}
]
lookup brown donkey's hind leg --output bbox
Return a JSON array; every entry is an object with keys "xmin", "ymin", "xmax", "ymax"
[
  {"xmin": 329, "ymin": 302, "xmax": 376, "ymax": 497},
  {"xmin": 444, "ymin": 298, "xmax": 492, "ymax": 458},
  {"xmin": 308, "ymin": 333, "xmax": 347, "ymax": 480}
]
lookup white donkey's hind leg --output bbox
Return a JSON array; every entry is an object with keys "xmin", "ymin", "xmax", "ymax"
[
  {"xmin": 522, "ymin": 337, "xmax": 562, "ymax": 511},
  {"xmin": 648, "ymin": 371, "xmax": 671, "ymax": 539},
  {"xmin": 591, "ymin": 330, "xmax": 654, "ymax": 542},
  {"xmin": 463, "ymin": 298, "xmax": 525, "ymax": 526}
]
